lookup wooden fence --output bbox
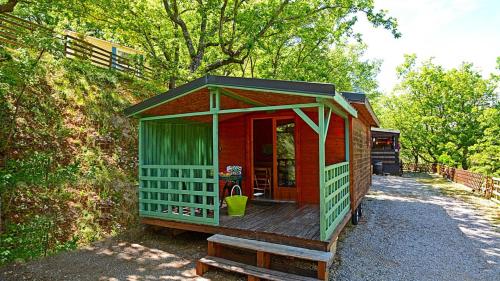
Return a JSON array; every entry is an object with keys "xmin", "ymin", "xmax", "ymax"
[
  {"xmin": 405, "ymin": 162, "xmax": 499, "ymax": 202},
  {"xmin": 402, "ymin": 162, "xmax": 435, "ymax": 173},
  {"xmin": 0, "ymin": 13, "xmax": 153, "ymax": 79}
]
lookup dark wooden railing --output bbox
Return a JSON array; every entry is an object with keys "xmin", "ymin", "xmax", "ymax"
[
  {"xmin": 0, "ymin": 13, "xmax": 153, "ymax": 80},
  {"xmin": 64, "ymin": 34, "xmax": 153, "ymax": 79},
  {"xmin": 403, "ymin": 162, "xmax": 499, "ymax": 202}
]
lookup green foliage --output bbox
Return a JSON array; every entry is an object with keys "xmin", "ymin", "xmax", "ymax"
[
  {"xmin": 1, "ymin": 0, "xmax": 397, "ymax": 266},
  {"xmin": 469, "ymin": 107, "xmax": 500, "ymax": 176},
  {"xmin": 0, "ymin": 152, "xmax": 78, "ymax": 193},
  {"xmin": 11, "ymin": 0, "xmax": 398, "ymax": 91},
  {"xmin": 0, "ymin": 215, "xmax": 78, "ymax": 265},
  {"xmin": 0, "ymin": 45, "xmax": 154, "ymax": 265},
  {"xmin": 378, "ymin": 55, "xmax": 499, "ymax": 173}
]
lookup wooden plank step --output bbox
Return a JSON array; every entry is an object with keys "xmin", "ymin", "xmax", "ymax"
[
  {"xmin": 198, "ymin": 256, "xmax": 320, "ymax": 281},
  {"xmin": 208, "ymin": 234, "xmax": 333, "ymax": 263}
]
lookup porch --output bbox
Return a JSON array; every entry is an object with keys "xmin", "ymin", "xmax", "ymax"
[
  {"xmin": 129, "ymin": 76, "xmax": 357, "ymax": 247},
  {"xmin": 142, "ymin": 201, "xmax": 350, "ymax": 251}
]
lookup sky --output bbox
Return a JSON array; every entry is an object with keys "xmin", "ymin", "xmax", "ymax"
[{"xmin": 354, "ymin": 0, "xmax": 500, "ymax": 93}]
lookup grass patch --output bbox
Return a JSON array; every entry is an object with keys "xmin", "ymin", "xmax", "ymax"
[{"xmin": 407, "ymin": 173, "xmax": 500, "ymax": 227}]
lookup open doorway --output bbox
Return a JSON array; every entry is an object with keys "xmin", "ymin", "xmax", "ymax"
[
  {"xmin": 252, "ymin": 119, "xmax": 273, "ymax": 199},
  {"xmin": 252, "ymin": 118, "xmax": 297, "ymax": 202}
]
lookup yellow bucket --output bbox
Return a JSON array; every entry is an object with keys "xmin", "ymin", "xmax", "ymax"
[{"xmin": 225, "ymin": 185, "xmax": 248, "ymax": 217}]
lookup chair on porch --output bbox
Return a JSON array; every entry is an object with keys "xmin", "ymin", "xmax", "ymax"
[{"xmin": 253, "ymin": 167, "xmax": 271, "ymax": 198}]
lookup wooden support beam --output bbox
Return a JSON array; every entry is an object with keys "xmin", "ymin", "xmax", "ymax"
[
  {"xmin": 318, "ymin": 104, "xmax": 326, "ymax": 241},
  {"xmin": 196, "ymin": 261, "xmax": 209, "ymax": 276},
  {"xmin": 208, "ymin": 241, "xmax": 216, "ymax": 256},
  {"xmin": 140, "ymin": 103, "xmax": 321, "ymax": 121},
  {"xmin": 317, "ymin": 98, "xmax": 348, "ymax": 119},
  {"xmin": 220, "ymin": 88, "xmax": 267, "ymax": 106},
  {"xmin": 220, "ymin": 103, "xmax": 320, "ymax": 115},
  {"xmin": 210, "ymin": 88, "xmax": 220, "ymax": 225},
  {"xmin": 293, "ymin": 108, "xmax": 319, "ymax": 134},
  {"xmin": 345, "ymin": 116, "xmax": 350, "ymax": 161},
  {"xmin": 317, "ymin": 261, "xmax": 328, "ymax": 280},
  {"xmin": 323, "ymin": 108, "xmax": 332, "ymax": 142},
  {"xmin": 256, "ymin": 251, "xmax": 271, "ymax": 268}
]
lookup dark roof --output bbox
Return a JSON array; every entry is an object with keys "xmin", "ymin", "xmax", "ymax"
[
  {"xmin": 125, "ymin": 75, "xmax": 336, "ymax": 117},
  {"xmin": 371, "ymin": 127, "xmax": 400, "ymax": 135},
  {"xmin": 340, "ymin": 91, "xmax": 366, "ymax": 103},
  {"xmin": 340, "ymin": 91, "xmax": 380, "ymax": 127}
]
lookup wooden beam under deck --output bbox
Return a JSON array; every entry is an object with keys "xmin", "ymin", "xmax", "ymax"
[
  {"xmin": 327, "ymin": 211, "xmax": 351, "ymax": 251},
  {"xmin": 141, "ymin": 217, "xmax": 331, "ymax": 251}
]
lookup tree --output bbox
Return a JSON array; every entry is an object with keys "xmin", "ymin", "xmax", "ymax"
[
  {"xmin": 32, "ymin": 0, "xmax": 399, "ymax": 88},
  {"xmin": 378, "ymin": 55, "xmax": 498, "ymax": 170},
  {"xmin": 469, "ymin": 107, "xmax": 500, "ymax": 176}
]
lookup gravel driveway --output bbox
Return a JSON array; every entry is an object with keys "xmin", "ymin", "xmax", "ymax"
[
  {"xmin": 331, "ymin": 175, "xmax": 499, "ymax": 281},
  {"xmin": 1, "ymin": 175, "xmax": 498, "ymax": 281}
]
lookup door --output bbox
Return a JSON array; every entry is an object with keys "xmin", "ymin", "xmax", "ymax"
[
  {"xmin": 273, "ymin": 118, "xmax": 297, "ymax": 201},
  {"xmin": 251, "ymin": 116, "xmax": 298, "ymax": 202}
]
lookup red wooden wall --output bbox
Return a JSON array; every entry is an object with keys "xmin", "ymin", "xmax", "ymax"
[{"xmin": 217, "ymin": 109, "xmax": 346, "ymax": 205}]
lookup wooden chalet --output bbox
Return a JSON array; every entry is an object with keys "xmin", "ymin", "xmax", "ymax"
[
  {"xmin": 371, "ymin": 127, "xmax": 401, "ymax": 175},
  {"xmin": 340, "ymin": 92, "xmax": 380, "ymax": 218},
  {"xmin": 125, "ymin": 76, "xmax": 379, "ymax": 280}
]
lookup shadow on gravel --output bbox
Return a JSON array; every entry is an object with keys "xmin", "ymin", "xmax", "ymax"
[{"xmin": 0, "ymin": 228, "xmax": 243, "ymax": 281}]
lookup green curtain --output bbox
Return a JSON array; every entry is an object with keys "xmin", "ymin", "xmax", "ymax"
[{"xmin": 142, "ymin": 120, "xmax": 213, "ymax": 165}]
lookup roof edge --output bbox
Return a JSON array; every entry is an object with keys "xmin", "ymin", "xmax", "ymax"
[{"xmin": 124, "ymin": 75, "xmax": 336, "ymax": 117}]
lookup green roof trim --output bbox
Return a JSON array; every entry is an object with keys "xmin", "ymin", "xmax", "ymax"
[{"xmin": 125, "ymin": 75, "xmax": 358, "ymax": 118}]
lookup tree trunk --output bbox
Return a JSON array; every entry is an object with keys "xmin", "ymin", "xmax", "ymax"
[
  {"xmin": 461, "ymin": 147, "xmax": 469, "ymax": 170},
  {"xmin": 0, "ymin": 0, "xmax": 19, "ymax": 13},
  {"xmin": 0, "ymin": 197, "xmax": 2, "ymax": 233},
  {"xmin": 168, "ymin": 76, "xmax": 176, "ymax": 89}
]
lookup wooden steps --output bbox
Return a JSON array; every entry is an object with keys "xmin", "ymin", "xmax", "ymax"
[
  {"xmin": 197, "ymin": 234, "xmax": 333, "ymax": 280},
  {"xmin": 207, "ymin": 234, "xmax": 333, "ymax": 263},
  {"xmin": 198, "ymin": 256, "xmax": 320, "ymax": 281}
]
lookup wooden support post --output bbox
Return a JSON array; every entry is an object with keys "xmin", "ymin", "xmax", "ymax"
[
  {"xmin": 196, "ymin": 261, "xmax": 209, "ymax": 276},
  {"xmin": 138, "ymin": 120, "xmax": 143, "ymax": 212},
  {"xmin": 208, "ymin": 241, "xmax": 216, "ymax": 256},
  {"xmin": 210, "ymin": 87, "xmax": 220, "ymax": 225},
  {"xmin": 317, "ymin": 261, "xmax": 328, "ymax": 280},
  {"xmin": 256, "ymin": 251, "xmax": 270, "ymax": 268},
  {"xmin": 318, "ymin": 104, "xmax": 326, "ymax": 241},
  {"xmin": 247, "ymin": 276, "xmax": 260, "ymax": 281},
  {"xmin": 344, "ymin": 117, "xmax": 349, "ymax": 161}
]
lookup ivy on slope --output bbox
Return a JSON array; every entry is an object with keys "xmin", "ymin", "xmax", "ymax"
[{"xmin": 0, "ymin": 47, "xmax": 163, "ymax": 265}]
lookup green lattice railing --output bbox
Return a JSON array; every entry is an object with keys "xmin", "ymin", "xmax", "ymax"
[
  {"xmin": 321, "ymin": 161, "xmax": 350, "ymax": 240},
  {"xmin": 139, "ymin": 164, "xmax": 219, "ymax": 225}
]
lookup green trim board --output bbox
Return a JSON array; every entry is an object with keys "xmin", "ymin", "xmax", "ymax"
[
  {"xmin": 210, "ymin": 87, "xmax": 220, "ymax": 224},
  {"xmin": 138, "ymin": 103, "xmax": 322, "ymax": 122},
  {"xmin": 318, "ymin": 104, "xmax": 326, "ymax": 241},
  {"xmin": 293, "ymin": 108, "xmax": 319, "ymax": 134},
  {"xmin": 141, "ymin": 111, "xmax": 213, "ymax": 121},
  {"xmin": 317, "ymin": 98, "xmax": 352, "ymax": 119},
  {"xmin": 334, "ymin": 94, "xmax": 358, "ymax": 117},
  {"xmin": 323, "ymin": 108, "xmax": 332, "ymax": 142},
  {"xmin": 344, "ymin": 117, "xmax": 349, "ymax": 161},
  {"xmin": 321, "ymin": 161, "xmax": 350, "ymax": 241}
]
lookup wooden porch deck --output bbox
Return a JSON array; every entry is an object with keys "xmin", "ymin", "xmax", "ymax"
[
  {"xmin": 220, "ymin": 202, "xmax": 320, "ymax": 241},
  {"xmin": 141, "ymin": 202, "xmax": 342, "ymax": 251}
]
